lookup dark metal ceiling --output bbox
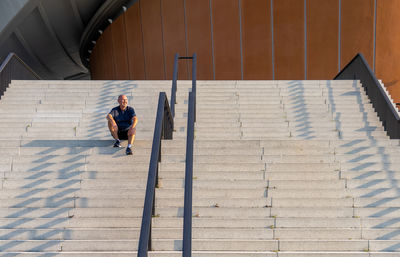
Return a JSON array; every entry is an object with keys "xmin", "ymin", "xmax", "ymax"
[{"xmin": 0, "ymin": 0, "xmax": 106, "ymax": 79}]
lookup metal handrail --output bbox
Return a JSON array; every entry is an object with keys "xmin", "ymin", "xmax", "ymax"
[
  {"xmin": 140, "ymin": 53, "xmax": 196, "ymax": 256},
  {"xmin": 137, "ymin": 92, "xmax": 173, "ymax": 256},
  {"xmin": 0, "ymin": 52, "xmax": 41, "ymax": 99},
  {"xmin": 170, "ymin": 53, "xmax": 197, "ymax": 118},
  {"xmin": 182, "ymin": 91, "xmax": 195, "ymax": 257},
  {"xmin": 182, "ymin": 53, "xmax": 197, "ymax": 257},
  {"xmin": 334, "ymin": 53, "xmax": 400, "ymax": 138}
]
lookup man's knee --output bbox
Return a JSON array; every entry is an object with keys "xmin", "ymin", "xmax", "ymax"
[
  {"xmin": 108, "ymin": 121, "xmax": 118, "ymax": 133},
  {"xmin": 128, "ymin": 127, "xmax": 136, "ymax": 136}
]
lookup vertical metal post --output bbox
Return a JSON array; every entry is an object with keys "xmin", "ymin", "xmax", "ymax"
[
  {"xmin": 192, "ymin": 53, "xmax": 197, "ymax": 123},
  {"xmin": 171, "ymin": 53, "xmax": 179, "ymax": 118},
  {"xmin": 182, "ymin": 92, "xmax": 194, "ymax": 257},
  {"xmin": 148, "ymin": 218, "xmax": 152, "ymax": 252}
]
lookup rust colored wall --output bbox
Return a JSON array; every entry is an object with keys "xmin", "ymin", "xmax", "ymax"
[
  {"xmin": 273, "ymin": 0, "xmax": 304, "ymax": 80},
  {"xmin": 376, "ymin": 0, "xmax": 400, "ymax": 103},
  {"xmin": 97, "ymin": 27, "xmax": 115, "ymax": 79},
  {"xmin": 111, "ymin": 16, "xmax": 130, "ymax": 80},
  {"xmin": 161, "ymin": 0, "xmax": 188, "ymax": 80},
  {"xmin": 185, "ymin": 0, "xmax": 213, "ymax": 79},
  {"xmin": 125, "ymin": 3, "xmax": 146, "ymax": 79},
  {"xmin": 341, "ymin": 0, "xmax": 374, "ymax": 69},
  {"xmin": 212, "ymin": 0, "xmax": 241, "ymax": 80},
  {"xmin": 140, "ymin": 0, "xmax": 165, "ymax": 79},
  {"xmin": 88, "ymin": 0, "xmax": 400, "ymax": 103},
  {"xmin": 241, "ymin": 0, "xmax": 272, "ymax": 80},
  {"xmin": 307, "ymin": 0, "xmax": 338, "ymax": 79},
  {"xmin": 90, "ymin": 36, "xmax": 101, "ymax": 79}
]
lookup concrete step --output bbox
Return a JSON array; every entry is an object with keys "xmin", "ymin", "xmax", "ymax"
[
  {"xmin": 268, "ymin": 180, "xmax": 345, "ymax": 189},
  {"xmin": 270, "ymin": 198, "xmax": 352, "ymax": 207},
  {"xmin": 2, "ymin": 179, "xmax": 148, "ymax": 189},
  {"xmin": 341, "ymin": 170, "xmax": 400, "ymax": 180},
  {"xmin": 0, "ymin": 228, "xmax": 141, "ymax": 240},
  {"xmin": 0, "ymin": 207, "xmax": 144, "ymax": 218},
  {"xmin": 270, "ymin": 207, "xmax": 353, "ymax": 218},
  {"xmin": 267, "ymin": 163, "xmax": 339, "ymax": 172},
  {"xmin": 152, "ymin": 239, "xmax": 400, "ymax": 252},
  {"xmin": 268, "ymin": 188, "xmax": 400, "ymax": 199},
  {"xmin": 3, "ymin": 170, "xmax": 149, "ymax": 180},
  {"xmin": 0, "ymin": 218, "xmax": 143, "ymax": 228},
  {"xmin": 0, "ymin": 188, "xmax": 147, "ymax": 199},
  {"xmin": 161, "ymin": 162, "xmax": 265, "ymax": 172},
  {"xmin": 0, "ymin": 198, "xmax": 145, "ymax": 208},
  {"xmin": 161, "ymin": 170, "xmax": 262, "ymax": 179},
  {"xmin": 4, "ymin": 79, "xmax": 400, "ymax": 255}
]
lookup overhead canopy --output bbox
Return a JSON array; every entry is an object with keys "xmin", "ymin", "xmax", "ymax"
[{"xmin": 0, "ymin": 0, "xmax": 104, "ymax": 79}]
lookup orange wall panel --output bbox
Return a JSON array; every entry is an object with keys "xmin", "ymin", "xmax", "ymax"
[
  {"xmin": 341, "ymin": 0, "xmax": 374, "ymax": 69},
  {"xmin": 93, "ymin": 27, "xmax": 115, "ymax": 80},
  {"xmin": 125, "ymin": 4, "xmax": 146, "ymax": 80},
  {"xmin": 111, "ymin": 16, "xmax": 130, "ymax": 80},
  {"xmin": 140, "ymin": 0, "xmax": 165, "ymax": 79},
  {"xmin": 274, "ymin": 0, "xmax": 305, "ymax": 80},
  {"xmin": 307, "ymin": 0, "xmax": 339, "ymax": 79},
  {"xmin": 186, "ymin": 0, "xmax": 213, "ymax": 79},
  {"xmin": 103, "ymin": 27, "xmax": 116, "ymax": 79},
  {"xmin": 94, "ymin": 36, "xmax": 106, "ymax": 80},
  {"xmin": 161, "ymin": 0, "xmax": 188, "ymax": 80},
  {"xmin": 212, "ymin": 0, "xmax": 241, "ymax": 80},
  {"xmin": 376, "ymin": 0, "xmax": 400, "ymax": 103},
  {"xmin": 92, "ymin": 0, "xmax": 400, "ymax": 99},
  {"xmin": 241, "ymin": 0, "xmax": 272, "ymax": 80}
]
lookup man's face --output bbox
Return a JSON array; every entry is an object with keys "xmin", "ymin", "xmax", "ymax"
[{"xmin": 118, "ymin": 95, "xmax": 128, "ymax": 109}]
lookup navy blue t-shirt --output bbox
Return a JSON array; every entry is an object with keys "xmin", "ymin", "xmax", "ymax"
[{"xmin": 109, "ymin": 106, "xmax": 136, "ymax": 131}]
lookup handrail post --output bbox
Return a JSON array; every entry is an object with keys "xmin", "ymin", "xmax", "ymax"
[
  {"xmin": 182, "ymin": 92, "xmax": 195, "ymax": 257},
  {"xmin": 192, "ymin": 53, "xmax": 197, "ymax": 122},
  {"xmin": 171, "ymin": 53, "xmax": 179, "ymax": 118}
]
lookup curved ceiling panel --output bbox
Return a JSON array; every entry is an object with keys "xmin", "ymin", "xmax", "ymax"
[{"xmin": 0, "ymin": 0, "xmax": 105, "ymax": 79}]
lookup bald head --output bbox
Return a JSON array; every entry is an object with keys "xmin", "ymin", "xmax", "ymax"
[{"xmin": 118, "ymin": 95, "xmax": 128, "ymax": 110}]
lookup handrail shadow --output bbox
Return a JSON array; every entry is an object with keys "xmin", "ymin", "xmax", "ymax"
[
  {"xmin": 0, "ymin": 139, "xmax": 89, "ymax": 254},
  {"xmin": 137, "ymin": 92, "xmax": 173, "ymax": 256},
  {"xmin": 333, "ymin": 57, "xmax": 400, "ymax": 249}
]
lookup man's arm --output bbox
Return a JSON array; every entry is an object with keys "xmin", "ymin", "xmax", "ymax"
[
  {"xmin": 106, "ymin": 114, "xmax": 118, "ymax": 129},
  {"xmin": 132, "ymin": 116, "xmax": 138, "ymax": 128}
]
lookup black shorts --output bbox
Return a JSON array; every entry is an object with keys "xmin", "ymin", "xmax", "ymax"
[{"xmin": 117, "ymin": 128, "xmax": 130, "ymax": 140}]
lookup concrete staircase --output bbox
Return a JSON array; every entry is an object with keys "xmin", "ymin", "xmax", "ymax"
[
  {"xmin": 0, "ymin": 80, "xmax": 180, "ymax": 256},
  {"xmin": 153, "ymin": 80, "xmax": 400, "ymax": 256},
  {"xmin": 1, "ymin": 79, "xmax": 400, "ymax": 257}
]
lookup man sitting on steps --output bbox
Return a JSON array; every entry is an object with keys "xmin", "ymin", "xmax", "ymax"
[{"xmin": 106, "ymin": 94, "xmax": 138, "ymax": 155}]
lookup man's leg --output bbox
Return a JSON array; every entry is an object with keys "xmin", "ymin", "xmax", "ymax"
[
  {"xmin": 125, "ymin": 127, "xmax": 136, "ymax": 155},
  {"xmin": 127, "ymin": 127, "xmax": 136, "ymax": 146},
  {"xmin": 108, "ymin": 120, "xmax": 119, "ymax": 139}
]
